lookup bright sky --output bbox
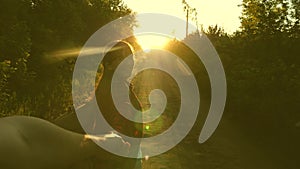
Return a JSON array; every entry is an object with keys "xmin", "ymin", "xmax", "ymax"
[{"xmin": 124, "ymin": 0, "xmax": 242, "ymax": 34}]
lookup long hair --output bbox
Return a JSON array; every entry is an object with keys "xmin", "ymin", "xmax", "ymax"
[
  {"xmin": 54, "ymin": 41, "xmax": 143, "ymax": 138},
  {"xmin": 95, "ymin": 40, "xmax": 143, "ymax": 138}
]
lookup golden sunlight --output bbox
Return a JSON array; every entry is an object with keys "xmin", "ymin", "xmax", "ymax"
[{"xmin": 136, "ymin": 34, "xmax": 170, "ymax": 52}]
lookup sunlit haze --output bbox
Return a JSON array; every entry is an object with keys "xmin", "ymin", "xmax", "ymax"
[
  {"xmin": 124, "ymin": 0, "xmax": 242, "ymax": 34},
  {"xmin": 135, "ymin": 34, "xmax": 170, "ymax": 51}
]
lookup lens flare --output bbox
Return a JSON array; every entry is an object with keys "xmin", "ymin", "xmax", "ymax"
[{"xmin": 136, "ymin": 34, "xmax": 170, "ymax": 52}]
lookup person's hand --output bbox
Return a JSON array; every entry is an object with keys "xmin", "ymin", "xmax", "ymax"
[{"xmin": 85, "ymin": 132, "xmax": 130, "ymax": 154}]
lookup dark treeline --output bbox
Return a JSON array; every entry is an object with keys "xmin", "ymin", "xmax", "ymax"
[
  {"xmin": 205, "ymin": 0, "xmax": 300, "ymax": 135},
  {"xmin": 165, "ymin": 1, "xmax": 299, "ymax": 166},
  {"xmin": 196, "ymin": 0, "xmax": 300, "ymax": 163},
  {"xmin": 166, "ymin": 0, "xmax": 300, "ymax": 138},
  {"xmin": 0, "ymin": 0, "xmax": 134, "ymax": 119}
]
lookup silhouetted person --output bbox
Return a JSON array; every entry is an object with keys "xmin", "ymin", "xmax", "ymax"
[{"xmin": 55, "ymin": 41, "xmax": 143, "ymax": 168}]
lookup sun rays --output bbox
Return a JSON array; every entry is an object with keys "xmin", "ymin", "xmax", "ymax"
[{"xmin": 135, "ymin": 34, "xmax": 170, "ymax": 52}]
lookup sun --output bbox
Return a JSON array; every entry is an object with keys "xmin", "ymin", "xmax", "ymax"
[{"xmin": 136, "ymin": 34, "xmax": 170, "ymax": 52}]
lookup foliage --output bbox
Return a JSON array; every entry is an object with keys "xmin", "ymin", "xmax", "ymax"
[
  {"xmin": 0, "ymin": 0, "xmax": 133, "ymax": 119},
  {"xmin": 203, "ymin": 0, "xmax": 300, "ymax": 134}
]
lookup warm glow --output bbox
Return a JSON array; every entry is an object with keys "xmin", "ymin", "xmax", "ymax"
[
  {"xmin": 124, "ymin": 0, "xmax": 242, "ymax": 34},
  {"xmin": 136, "ymin": 34, "xmax": 170, "ymax": 52}
]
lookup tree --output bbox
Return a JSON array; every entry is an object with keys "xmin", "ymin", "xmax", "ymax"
[
  {"xmin": 0, "ymin": 0, "xmax": 135, "ymax": 118},
  {"xmin": 228, "ymin": 0, "xmax": 300, "ymax": 133},
  {"xmin": 240, "ymin": 0, "xmax": 291, "ymax": 37},
  {"xmin": 0, "ymin": 0, "xmax": 33, "ymax": 115},
  {"xmin": 290, "ymin": 0, "xmax": 300, "ymax": 37},
  {"xmin": 182, "ymin": 0, "xmax": 199, "ymax": 37}
]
